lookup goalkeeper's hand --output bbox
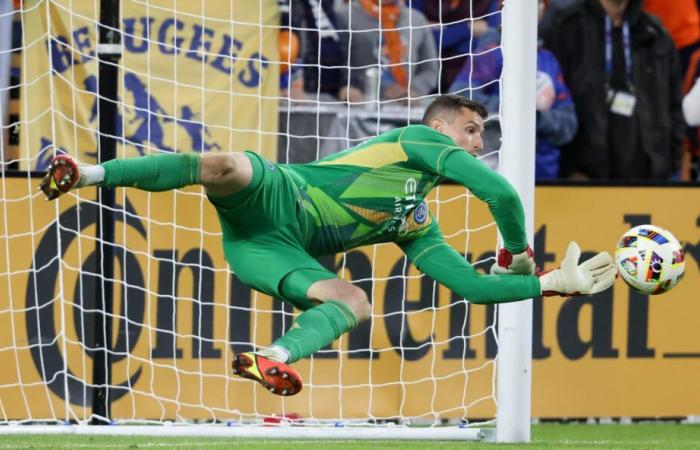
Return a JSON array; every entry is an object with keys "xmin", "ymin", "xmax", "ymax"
[
  {"xmin": 538, "ymin": 241, "xmax": 617, "ymax": 297},
  {"xmin": 490, "ymin": 245, "xmax": 536, "ymax": 275}
]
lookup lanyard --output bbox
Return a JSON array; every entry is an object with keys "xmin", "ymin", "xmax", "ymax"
[{"xmin": 605, "ymin": 16, "xmax": 632, "ymax": 87}]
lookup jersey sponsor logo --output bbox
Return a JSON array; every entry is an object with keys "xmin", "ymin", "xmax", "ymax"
[
  {"xmin": 389, "ymin": 177, "xmax": 418, "ymax": 234},
  {"xmin": 413, "ymin": 202, "xmax": 428, "ymax": 224}
]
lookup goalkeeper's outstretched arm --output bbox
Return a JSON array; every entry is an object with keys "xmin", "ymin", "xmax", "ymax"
[
  {"xmin": 398, "ymin": 223, "xmax": 540, "ymax": 304},
  {"xmin": 400, "ymin": 123, "xmax": 537, "ymax": 275},
  {"xmin": 438, "ymin": 151, "xmax": 617, "ymax": 287},
  {"xmin": 399, "ymin": 223, "xmax": 617, "ymax": 302}
]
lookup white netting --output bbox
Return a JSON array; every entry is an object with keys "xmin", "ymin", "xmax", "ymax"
[{"xmin": 0, "ymin": 0, "xmax": 522, "ymax": 437}]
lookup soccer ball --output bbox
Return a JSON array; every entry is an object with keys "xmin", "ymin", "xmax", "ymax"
[{"xmin": 614, "ymin": 225, "xmax": 685, "ymax": 295}]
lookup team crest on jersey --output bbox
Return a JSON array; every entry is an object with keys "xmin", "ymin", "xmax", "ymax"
[
  {"xmin": 413, "ymin": 202, "xmax": 428, "ymax": 224},
  {"xmin": 399, "ymin": 201, "xmax": 431, "ymax": 236}
]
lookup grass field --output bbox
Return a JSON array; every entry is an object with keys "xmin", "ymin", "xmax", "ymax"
[{"xmin": 2, "ymin": 424, "xmax": 699, "ymax": 449}]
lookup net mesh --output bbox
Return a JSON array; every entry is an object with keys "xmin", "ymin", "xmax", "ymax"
[{"xmin": 0, "ymin": 0, "xmax": 506, "ymax": 428}]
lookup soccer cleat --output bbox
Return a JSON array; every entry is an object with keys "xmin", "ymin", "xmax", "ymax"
[
  {"xmin": 231, "ymin": 352, "xmax": 302, "ymax": 396},
  {"xmin": 38, "ymin": 154, "xmax": 82, "ymax": 200}
]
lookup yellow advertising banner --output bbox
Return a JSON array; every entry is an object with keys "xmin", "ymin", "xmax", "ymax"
[
  {"xmin": 19, "ymin": 0, "xmax": 280, "ymax": 170},
  {"xmin": 0, "ymin": 181, "xmax": 698, "ymax": 421}
]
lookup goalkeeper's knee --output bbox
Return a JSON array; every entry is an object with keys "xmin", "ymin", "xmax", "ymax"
[
  {"xmin": 284, "ymin": 271, "xmax": 372, "ymax": 322},
  {"xmin": 200, "ymin": 152, "xmax": 254, "ymax": 196},
  {"xmin": 336, "ymin": 288, "xmax": 371, "ymax": 322},
  {"xmin": 311, "ymin": 283, "xmax": 370, "ymax": 323}
]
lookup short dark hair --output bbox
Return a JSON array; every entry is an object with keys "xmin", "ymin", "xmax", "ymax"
[{"xmin": 422, "ymin": 95, "xmax": 488, "ymax": 125}]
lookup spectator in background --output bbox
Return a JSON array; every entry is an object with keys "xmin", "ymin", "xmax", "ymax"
[
  {"xmin": 643, "ymin": 0, "xmax": 700, "ymax": 84},
  {"xmin": 0, "ymin": 0, "xmax": 12, "ymax": 160},
  {"xmin": 683, "ymin": 76, "xmax": 700, "ymax": 126},
  {"xmin": 279, "ymin": 0, "xmax": 346, "ymax": 100},
  {"xmin": 450, "ymin": 0, "xmax": 577, "ymax": 179},
  {"xmin": 682, "ymin": 76, "xmax": 700, "ymax": 179},
  {"xmin": 644, "ymin": 0, "xmax": 700, "ymax": 181},
  {"xmin": 409, "ymin": 0, "xmax": 501, "ymax": 93},
  {"xmin": 335, "ymin": 0, "xmax": 438, "ymax": 103},
  {"xmin": 279, "ymin": 29, "xmax": 306, "ymax": 100},
  {"xmin": 539, "ymin": 0, "xmax": 582, "ymax": 33},
  {"xmin": 542, "ymin": 0, "xmax": 684, "ymax": 180}
]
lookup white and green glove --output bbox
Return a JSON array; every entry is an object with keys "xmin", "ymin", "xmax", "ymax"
[{"xmin": 539, "ymin": 242, "xmax": 617, "ymax": 297}]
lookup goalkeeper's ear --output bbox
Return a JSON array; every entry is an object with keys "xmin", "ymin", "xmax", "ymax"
[{"xmin": 427, "ymin": 117, "xmax": 446, "ymax": 134}]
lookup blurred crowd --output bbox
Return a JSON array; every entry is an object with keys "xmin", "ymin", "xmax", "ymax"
[
  {"xmin": 280, "ymin": 0, "xmax": 700, "ymax": 181},
  {"xmin": 1, "ymin": 0, "xmax": 698, "ymax": 181}
]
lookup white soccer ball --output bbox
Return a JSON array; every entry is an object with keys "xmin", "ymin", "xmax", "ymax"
[{"xmin": 614, "ymin": 225, "xmax": 685, "ymax": 295}]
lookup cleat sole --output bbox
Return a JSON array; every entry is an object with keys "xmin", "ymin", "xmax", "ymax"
[{"xmin": 231, "ymin": 352, "xmax": 302, "ymax": 397}]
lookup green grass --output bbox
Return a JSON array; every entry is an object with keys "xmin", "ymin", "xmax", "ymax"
[{"xmin": 2, "ymin": 424, "xmax": 699, "ymax": 449}]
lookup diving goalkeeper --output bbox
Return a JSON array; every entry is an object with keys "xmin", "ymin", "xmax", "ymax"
[{"xmin": 39, "ymin": 95, "xmax": 616, "ymax": 397}]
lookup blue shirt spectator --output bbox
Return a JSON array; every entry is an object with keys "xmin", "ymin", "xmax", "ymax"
[
  {"xmin": 450, "ymin": 35, "xmax": 578, "ymax": 179},
  {"xmin": 409, "ymin": 0, "xmax": 501, "ymax": 92}
]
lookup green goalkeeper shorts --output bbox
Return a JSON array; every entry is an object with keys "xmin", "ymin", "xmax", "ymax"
[{"xmin": 207, "ymin": 151, "xmax": 336, "ymax": 309}]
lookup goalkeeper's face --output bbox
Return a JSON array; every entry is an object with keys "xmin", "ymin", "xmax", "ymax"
[{"xmin": 433, "ymin": 107, "xmax": 485, "ymax": 156}]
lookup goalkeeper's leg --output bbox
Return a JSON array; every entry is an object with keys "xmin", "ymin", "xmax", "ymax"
[
  {"xmin": 39, "ymin": 152, "xmax": 253, "ymax": 200},
  {"xmin": 232, "ymin": 273, "xmax": 371, "ymax": 396}
]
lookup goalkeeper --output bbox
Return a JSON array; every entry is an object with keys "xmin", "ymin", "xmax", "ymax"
[{"xmin": 40, "ymin": 95, "xmax": 616, "ymax": 397}]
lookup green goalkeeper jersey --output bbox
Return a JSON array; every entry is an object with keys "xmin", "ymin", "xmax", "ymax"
[
  {"xmin": 281, "ymin": 124, "xmax": 529, "ymax": 261},
  {"xmin": 96, "ymin": 123, "xmax": 540, "ymax": 304}
]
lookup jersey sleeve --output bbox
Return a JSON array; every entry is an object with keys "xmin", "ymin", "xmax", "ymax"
[
  {"xmin": 441, "ymin": 151, "xmax": 528, "ymax": 253},
  {"xmin": 397, "ymin": 125, "xmax": 463, "ymax": 175},
  {"xmin": 396, "ymin": 219, "xmax": 451, "ymax": 266},
  {"xmin": 398, "ymin": 221, "xmax": 541, "ymax": 304},
  {"xmin": 397, "ymin": 125, "xmax": 528, "ymax": 253}
]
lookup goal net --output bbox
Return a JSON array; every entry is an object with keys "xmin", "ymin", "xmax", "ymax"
[{"xmin": 0, "ymin": 0, "xmax": 535, "ymax": 441}]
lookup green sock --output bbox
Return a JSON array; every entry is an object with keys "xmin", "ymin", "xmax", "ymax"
[
  {"xmin": 101, "ymin": 152, "xmax": 201, "ymax": 191},
  {"xmin": 272, "ymin": 300, "xmax": 359, "ymax": 364}
]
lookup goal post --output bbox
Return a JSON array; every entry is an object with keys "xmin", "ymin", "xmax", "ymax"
[{"xmin": 497, "ymin": 0, "xmax": 537, "ymax": 443}]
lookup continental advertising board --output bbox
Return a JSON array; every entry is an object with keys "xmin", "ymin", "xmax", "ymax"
[{"xmin": 0, "ymin": 180, "xmax": 698, "ymax": 420}]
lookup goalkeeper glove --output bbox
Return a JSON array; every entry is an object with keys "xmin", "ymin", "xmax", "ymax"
[
  {"xmin": 538, "ymin": 241, "xmax": 617, "ymax": 297},
  {"xmin": 490, "ymin": 245, "xmax": 536, "ymax": 275}
]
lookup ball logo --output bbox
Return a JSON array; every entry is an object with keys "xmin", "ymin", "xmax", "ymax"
[{"xmin": 413, "ymin": 202, "xmax": 428, "ymax": 224}]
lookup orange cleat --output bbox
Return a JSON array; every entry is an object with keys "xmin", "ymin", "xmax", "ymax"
[
  {"xmin": 232, "ymin": 352, "xmax": 303, "ymax": 396},
  {"xmin": 38, "ymin": 154, "xmax": 82, "ymax": 200}
]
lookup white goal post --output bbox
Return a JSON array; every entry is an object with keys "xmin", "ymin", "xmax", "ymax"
[
  {"xmin": 497, "ymin": 0, "xmax": 537, "ymax": 443},
  {"xmin": 0, "ymin": 0, "xmax": 536, "ymax": 442}
]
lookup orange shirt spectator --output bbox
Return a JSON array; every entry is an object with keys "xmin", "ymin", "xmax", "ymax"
[
  {"xmin": 644, "ymin": 0, "xmax": 700, "ymax": 92},
  {"xmin": 645, "ymin": 0, "xmax": 700, "ymax": 180},
  {"xmin": 644, "ymin": 0, "xmax": 700, "ymax": 50}
]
